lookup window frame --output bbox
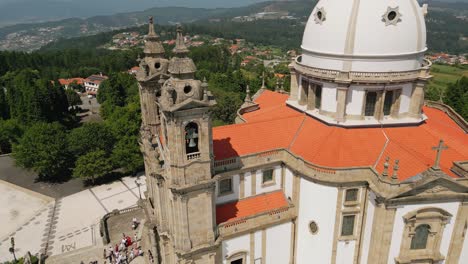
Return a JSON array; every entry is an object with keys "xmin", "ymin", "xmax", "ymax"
[
  {"xmin": 218, "ymin": 177, "xmax": 233, "ymax": 196},
  {"xmin": 226, "ymin": 251, "xmax": 247, "ymax": 264},
  {"xmin": 344, "ymin": 188, "xmax": 360, "ymax": 206},
  {"xmin": 340, "ymin": 214, "xmax": 356, "ymax": 238},
  {"xmin": 410, "ymin": 224, "xmax": 431, "ymax": 250},
  {"xmin": 364, "ymin": 91, "xmax": 378, "ymax": 117},
  {"xmin": 261, "ymin": 168, "xmax": 275, "ymax": 186}
]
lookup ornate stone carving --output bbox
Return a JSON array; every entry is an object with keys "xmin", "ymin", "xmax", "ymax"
[{"xmin": 382, "ymin": 6, "xmax": 402, "ymax": 26}]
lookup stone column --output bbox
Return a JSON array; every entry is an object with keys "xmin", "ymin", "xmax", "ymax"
[
  {"xmin": 335, "ymin": 85, "xmax": 349, "ymax": 122},
  {"xmin": 390, "ymin": 89, "xmax": 402, "ymax": 118},
  {"xmin": 307, "ymin": 83, "xmax": 316, "ymax": 110},
  {"xmin": 299, "ymin": 77, "xmax": 307, "ymax": 106},
  {"xmin": 375, "ymin": 91, "xmax": 384, "ymax": 120},
  {"xmin": 289, "ymin": 66, "xmax": 299, "ymax": 101},
  {"xmin": 409, "ymin": 81, "xmax": 425, "ymax": 118}
]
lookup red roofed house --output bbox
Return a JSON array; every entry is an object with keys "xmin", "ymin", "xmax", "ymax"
[
  {"xmin": 134, "ymin": 4, "xmax": 468, "ymax": 264},
  {"xmin": 58, "ymin": 78, "xmax": 84, "ymax": 89},
  {"xmin": 84, "ymin": 73, "xmax": 108, "ymax": 95}
]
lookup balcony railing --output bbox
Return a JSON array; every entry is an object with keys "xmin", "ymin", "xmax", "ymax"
[
  {"xmin": 187, "ymin": 152, "xmax": 201, "ymax": 160},
  {"xmin": 217, "ymin": 205, "xmax": 295, "ymax": 238},
  {"xmin": 293, "ymin": 56, "xmax": 431, "ymax": 83}
]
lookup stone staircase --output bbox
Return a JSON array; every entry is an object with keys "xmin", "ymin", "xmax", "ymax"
[{"xmin": 45, "ymin": 245, "xmax": 104, "ymax": 264}]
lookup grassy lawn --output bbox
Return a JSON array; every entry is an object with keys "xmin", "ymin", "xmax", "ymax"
[
  {"xmin": 427, "ymin": 64, "xmax": 468, "ymax": 100},
  {"xmin": 429, "ymin": 64, "xmax": 468, "ymax": 90}
]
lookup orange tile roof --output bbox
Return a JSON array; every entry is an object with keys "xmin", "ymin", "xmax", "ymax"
[
  {"xmin": 213, "ymin": 115, "xmax": 304, "ymax": 160},
  {"xmin": 58, "ymin": 78, "xmax": 84, "ymax": 86},
  {"xmin": 212, "ymin": 90, "xmax": 468, "ymax": 181},
  {"xmin": 216, "ymin": 191, "xmax": 288, "ymax": 224}
]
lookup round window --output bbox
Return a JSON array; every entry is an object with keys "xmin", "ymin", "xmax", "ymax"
[
  {"xmin": 155, "ymin": 62, "xmax": 161, "ymax": 69},
  {"xmin": 184, "ymin": 85, "xmax": 192, "ymax": 94},
  {"xmin": 309, "ymin": 221, "xmax": 319, "ymax": 234},
  {"xmin": 314, "ymin": 8, "xmax": 326, "ymax": 24},
  {"xmin": 317, "ymin": 11, "xmax": 323, "ymax": 20},
  {"xmin": 387, "ymin": 11, "xmax": 397, "ymax": 21}
]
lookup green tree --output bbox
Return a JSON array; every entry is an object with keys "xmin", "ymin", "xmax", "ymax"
[
  {"xmin": 12, "ymin": 122, "xmax": 70, "ymax": 181},
  {"xmin": 97, "ymin": 72, "xmax": 137, "ymax": 106},
  {"xmin": 111, "ymin": 136, "xmax": 144, "ymax": 175},
  {"xmin": 73, "ymin": 150, "xmax": 113, "ymax": 184},
  {"xmin": 445, "ymin": 76, "xmax": 468, "ymax": 119},
  {"xmin": 65, "ymin": 89, "xmax": 82, "ymax": 109},
  {"xmin": 2, "ymin": 69, "xmax": 69, "ymax": 124},
  {"xmin": 0, "ymin": 119, "xmax": 22, "ymax": 154},
  {"xmin": 67, "ymin": 122, "xmax": 116, "ymax": 157},
  {"xmin": 211, "ymin": 92, "xmax": 243, "ymax": 125},
  {"xmin": 0, "ymin": 86, "xmax": 9, "ymax": 119}
]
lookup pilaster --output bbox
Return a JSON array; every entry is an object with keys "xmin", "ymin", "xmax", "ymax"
[
  {"xmin": 409, "ymin": 81, "xmax": 425, "ymax": 118},
  {"xmin": 446, "ymin": 202, "xmax": 468, "ymax": 264},
  {"xmin": 289, "ymin": 66, "xmax": 299, "ymax": 101},
  {"xmin": 307, "ymin": 83, "xmax": 316, "ymax": 110},
  {"xmin": 367, "ymin": 203, "xmax": 396, "ymax": 264},
  {"xmin": 335, "ymin": 85, "xmax": 349, "ymax": 122}
]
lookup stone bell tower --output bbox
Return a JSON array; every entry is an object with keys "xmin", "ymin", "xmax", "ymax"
[
  {"xmin": 137, "ymin": 16, "xmax": 169, "ymax": 136},
  {"xmin": 149, "ymin": 25, "xmax": 218, "ymax": 264},
  {"xmin": 136, "ymin": 18, "xmax": 171, "ymax": 261}
]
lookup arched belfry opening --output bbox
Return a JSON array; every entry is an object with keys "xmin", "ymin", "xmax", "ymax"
[{"xmin": 185, "ymin": 122, "xmax": 199, "ymax": 155}]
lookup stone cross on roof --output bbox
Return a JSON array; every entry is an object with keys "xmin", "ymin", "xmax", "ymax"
[
  {"xmin": 432, "ymin": 139, "xmax": 448, "ymax": 170},
  {"xmin": 260, "ymin": 72, "xmax": 266, "ymax": 90}
]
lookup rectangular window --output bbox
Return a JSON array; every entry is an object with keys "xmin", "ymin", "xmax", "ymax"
[
  {"xmin": 262, "ymin": 169, "xmax": 274, "ymax": 184},
  {"xmin": 383, "ymin": 90, "xmax": 394, "ymax": 116},
  {"xmin": 341, "ymin": 215, "xmax": 356, "ymax": 236},
  {"xmin": 231, "ymin": 259, "xmax": 243, "ymax": 264},
  {"xmin": 315, "ymin": 85, "xmax": 322, "ymax": 109},
  {"xmin": 219, "ymin": 178, "xmax": 232, "ymax": 195},
  {"xmin": 365, "ymin": 92, "xmax": 377, "ymax": 116},
  {"xmin": 345, "ymin": 189, "xmax": 359, "ymax": 202}
]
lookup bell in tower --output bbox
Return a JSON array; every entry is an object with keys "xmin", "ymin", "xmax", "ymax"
[{"xmin": 147, "ymin": 25, "xmax": 218, "ymax": 264}]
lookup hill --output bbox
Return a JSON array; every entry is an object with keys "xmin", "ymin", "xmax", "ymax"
[
  {"xmin": 0, "ymin": 0, "xmax": 269, "ymax": 27},
  {"xmin": 2, "ymin": 0, "xmax": 468, "ymax": 53}
]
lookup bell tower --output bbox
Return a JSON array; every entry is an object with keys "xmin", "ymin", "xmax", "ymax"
[
  {"xmin": 137, "ymin": 16, "xmax": 169, "ymax": 136},
  {"xmin": 153, "ymin": 25, "xmax": 218, "ymax": 264}
]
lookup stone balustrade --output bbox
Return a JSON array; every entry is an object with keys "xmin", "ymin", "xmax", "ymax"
[{"xmin": 293, "ymin": 56, "xmax": 432, "ymax": 83}]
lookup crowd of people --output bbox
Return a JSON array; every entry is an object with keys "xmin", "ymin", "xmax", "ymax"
[
  {"xmin": 104, "ymin": 233, "xmax": 145, "ymax": 263},
  {"xmin": 79, "ymin": 217, "xmax": 156, "ymax": 264}
]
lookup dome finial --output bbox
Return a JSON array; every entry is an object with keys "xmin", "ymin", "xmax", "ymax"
[
  {"xmin": 261, "ymin": 72, "xmax": 266, "ymax": 90},
  {"xmin": 245, "ymin": 85, "xmax": 252, "ymax": 102},
  {"xmin": 148, "ymin": 16, "xmax": 157, "ymax": 37},
  {"xmin": 173, "ymin": 24, "xmax": 189, "ymax": 55}
]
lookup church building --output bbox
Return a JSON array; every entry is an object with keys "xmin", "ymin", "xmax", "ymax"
[{"xmin": 136, "ymin": 0, "xmax": 468, "ymax": 263}]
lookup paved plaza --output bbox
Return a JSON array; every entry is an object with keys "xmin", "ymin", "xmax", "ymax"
[{"xmin": 0, "ymin": 176, "xmax": 146, "ymax": 263}]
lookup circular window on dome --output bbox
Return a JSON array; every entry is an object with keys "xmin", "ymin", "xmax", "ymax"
[
  {"xmin": 184, "ymin": 85, "xmax": 192, "ymax": 95},
  {"xmin": 382, "ymin": 7, "xmax": 402, "ymax": 26},
  {"xmin": 314, "ymin": 7, "xmax": 326, "ymax": 25},
  {"xmin": 155, "ymin": 62, "xmax": 161, "ymax": 69},
  {"xmin": 309, "ymin": 221, "xmax": 319, "ymax": 234}
]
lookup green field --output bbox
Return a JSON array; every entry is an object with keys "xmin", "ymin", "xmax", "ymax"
[{"xmin": 427, "ymin": 64, "xmax": 468, "ymax": 100}]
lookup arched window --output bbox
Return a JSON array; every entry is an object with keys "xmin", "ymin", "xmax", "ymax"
[
  {"xmin": 185, "ymin": 122, "xmax": 199, "ymax": 154},
  {"xmin": 365, "ymin": 92, "xmax": 377, "ymax": 116},
  {"xmin": 410, "ymin": 224, "xmax": 431, "ymax": 250}
]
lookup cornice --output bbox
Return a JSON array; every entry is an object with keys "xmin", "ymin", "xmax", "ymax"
[{"xmin": 213, "ymin": 148, "xmax": 467, "ymax": 204}]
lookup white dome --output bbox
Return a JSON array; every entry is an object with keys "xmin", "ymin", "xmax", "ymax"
[{"xmin": 301, "ymin": 0, "xmax": 427, "ymax": 72}]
